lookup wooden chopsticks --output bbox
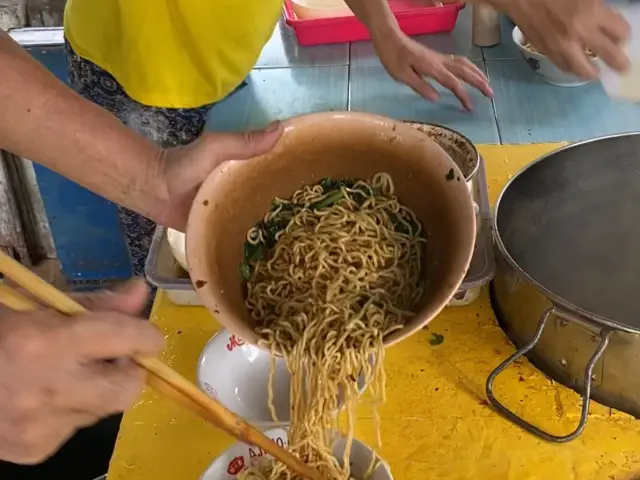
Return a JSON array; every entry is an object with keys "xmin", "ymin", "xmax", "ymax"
[{"xmin": 0, "ymin": 252, "xmax": 323, "ymax": 480}]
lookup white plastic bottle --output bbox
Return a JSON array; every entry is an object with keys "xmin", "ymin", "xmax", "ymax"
[{"xmin": 600, "ymin": 3, "xmax": 640, "ymax": 103}]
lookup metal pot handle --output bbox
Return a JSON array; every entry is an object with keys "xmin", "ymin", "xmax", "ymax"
[{"xmin": 485, "ymin": 307, "xmax": 613, "ymax": 443}]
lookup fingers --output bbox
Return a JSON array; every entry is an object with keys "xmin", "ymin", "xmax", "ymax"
[
  {"xmin": 411, "ymin": 55, "xmax": 493, "ymax": 111},
  {"xmin": 0, "ymin": 405, "xmax": 102, "ymax": 465},
  {"xmin": 600, "ymin": 9, "xmax": 630, "ymax": 45},
  {"xmin": 401, "ymin": 70, "xmax": 440, "ymax": 102},
  {"xmin": 558, "ymin": 42, "xmax": 598, "ymax": 79},
  {"xmin": 591, "ymin": 21, "xmax": 630, "ymax": 73},
  {"xmin": 0, "ymin": 307, "xmax": 159, "ymax": 466},
  {"xmin": 68, "ymin": 312, "xmax": 164, "ymax": 360},
  {"xmin": 592, "ymin": 7, "xmax": 630, "ymax": 73},
  {"xmin": 513, "ymin": 2, "xmax": 630, "ymax": 78},
  {"xmin": 203, "ymin": 121, "xmax": 284, "ymax": 162},
  {"xmin": 0, "ymin": 418, "xmax": 78, "ymax": 465},
  {"xmin": 432, "ymin": 68, "xmax": 473, "ymax": 111},
  {"xmin": 449, "ymin": 58, "xmax": 494, "ymax": 98},
  {"xmin": 72, "ymin": 279, "xmax": 149, "ymax": 315},
  {"xmin": 73, "ymin": 359, "xmax": 148, "ymax": 415}
]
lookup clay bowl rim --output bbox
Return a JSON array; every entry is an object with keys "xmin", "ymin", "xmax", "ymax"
[{"xmin": 186, "ymin": 111, "xmax": 477, "ymax": 352}]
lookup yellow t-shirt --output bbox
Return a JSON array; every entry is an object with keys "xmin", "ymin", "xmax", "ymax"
[{"xmin": 64, "ymin": 0, "xmax": 283, "ymax": 108}]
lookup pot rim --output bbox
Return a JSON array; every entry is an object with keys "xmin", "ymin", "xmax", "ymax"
[
  {"xmin": 492, "ymin": 131, "xmax": 640, "ymax": 335},
  {"xmin": 403, "ymin": 120, "xmax": 480, "ymax": 182}
]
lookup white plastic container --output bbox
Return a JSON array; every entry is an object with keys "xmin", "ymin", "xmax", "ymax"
[
  {"xmin": 290, "ymin": 0, "xmax": 352, "ymax": 19},
  {"xmin": 167, "ymin": 228, "xmax": 188, "ymax": 271},
  {"xmin": 600, "ymin": 4, "xmax": 640, "ymax": 102}
]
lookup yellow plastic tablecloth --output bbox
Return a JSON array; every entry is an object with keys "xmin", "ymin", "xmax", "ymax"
[{"xmin": 107, "ymin": 144, "xmax": 640, "ymax": 480}]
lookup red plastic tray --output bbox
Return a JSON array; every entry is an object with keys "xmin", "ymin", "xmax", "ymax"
[{"xmin": 283, "ymin": 0, "xmax": 465, "ymax": 46}]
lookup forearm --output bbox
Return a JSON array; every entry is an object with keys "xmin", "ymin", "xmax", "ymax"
[
  {"xmin": 344, "ymin": 0, "xmax": 401, "ymax": 37},
  {"xmin": 0, "ymin": 32, "xmax": 166, "ymax": 219}
]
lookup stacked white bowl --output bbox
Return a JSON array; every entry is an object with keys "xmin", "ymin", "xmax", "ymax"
[{"xmin": 196, "ymin": 330, "xmax": 392, "ymax": 479}]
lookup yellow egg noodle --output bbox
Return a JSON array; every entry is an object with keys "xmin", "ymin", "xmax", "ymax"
[{"xmin": 239, "ymin": 173, "xmax": 426, "ymax": 479}]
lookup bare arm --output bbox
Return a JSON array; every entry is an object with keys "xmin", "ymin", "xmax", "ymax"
[
  {"xmin": 0, "ymin": 32, "xmax": 166, "ymax": 220},
  {"xmin": 342, "ymin": 0, "xmax": 492, "ymax": 109},
  {"xmin": 342, "ymin": 0, "xmax": 400, "ymax": 36},
  {"xmin": 344, "ymin": 0, "xmax": 628, "ymax": 79}
]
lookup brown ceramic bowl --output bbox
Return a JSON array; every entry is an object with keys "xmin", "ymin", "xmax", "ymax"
[{"xmin": 186, "ymin": 112, "xmax": 476, "ymax": 350}]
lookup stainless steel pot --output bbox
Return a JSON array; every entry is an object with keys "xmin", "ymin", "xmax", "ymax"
[
  {"xmin": 489, "ymin": 133, "xmax": 640, "ymax": 443},
  {"xmin": 405, "ymin": 122, "xmax": 482, "ymax": 228}
]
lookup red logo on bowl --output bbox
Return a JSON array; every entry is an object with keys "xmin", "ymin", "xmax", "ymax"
[
  {"xmin": 226, "ymin": 335, "xmax": 245, "ymax": 352},
  {"xmin": 227, "ymin": 455, "xmax": 245, "ymax": 475}
]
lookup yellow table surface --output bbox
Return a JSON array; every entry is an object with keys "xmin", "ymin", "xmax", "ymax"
[{"xmin": 107, "ymin": 144, "xmax": 640, "ymax": 480}]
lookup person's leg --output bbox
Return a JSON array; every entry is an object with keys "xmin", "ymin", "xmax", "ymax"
[{"xmin": 65, "ymin": 40, "xmax": 213, "ymax": 278}]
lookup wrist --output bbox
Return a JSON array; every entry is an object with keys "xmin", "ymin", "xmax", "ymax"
[
  {"xmin": 140, "ymin": 147, "xmax": 172, "ymax": 224},
  {"xmin": 345, "ymin": 0, "xmax": 401, "ymax": 38}
]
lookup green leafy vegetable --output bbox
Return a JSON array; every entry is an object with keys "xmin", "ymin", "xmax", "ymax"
[
  {"xmin": 386, "ymin": 211, "xmax": 420, "ymax": 236},
  {"xmin": 310, "ymin": 189, "xmax": 345, "ymax": 210},
  {"xmin": 429, "ymin": 333, "xmax": 445, "ymax": 346},
  {"xmin": 272, "ymin": 199, "xmax": 296, "ymax": 211},
  {"xmin": 240, "ymin": 242, "xmax": 268, "ymax": 280},
  {"xmin": 239, "ymin": 263, "xmax": 252, "ymax": 281},
  {"xmin": 349, "ymin": 184, "xmax": 374, "ymax": 206},
  {"xmin": 260, "ymin": 218, "xmax": 289, "ymax": 249},
  {"xmin": 244, "ymin": 242, "xmax": 266, "ymax": 263},
  {"xmin": 320, "ymin": 177, "xmax": 357, "ymax": 193}
]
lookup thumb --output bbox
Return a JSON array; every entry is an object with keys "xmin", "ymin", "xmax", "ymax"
[
  {"xmin": 203, "ymin": 120, "xmax": 284, "ymax": 162},
  {"xmin": 72, "ymin": 279, "xmax": 150, "ymax": 316}
]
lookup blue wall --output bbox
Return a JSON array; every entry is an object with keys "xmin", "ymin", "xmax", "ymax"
[{"xmin": 28, "ymin": 47, "xmax": 131, "ymax": 282}]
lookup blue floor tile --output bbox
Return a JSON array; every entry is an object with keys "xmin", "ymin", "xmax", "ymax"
[
  {"xmin": 488, "ymin": 59, "xmax": 640, "ymax": 144},
  {"xmin": 348, "ymin": 63, "xmax": 500, "ymax": 144},
  {"xmin": 206, "ymin": 66, "xmax": 349, "ymax": 131},
  {"xmin": 256, "ymin": 19, "xmax": 349, "ymax": 68}
]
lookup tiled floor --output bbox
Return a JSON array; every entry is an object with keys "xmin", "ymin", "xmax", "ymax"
[
  {"xmin": 207, "ymin": 9, "xmax": 640, "ymax": 146},
  {"xmin": 255, "ymin": 19, "xmax": 349, "ymax": 68},
  {"xmin": 487, "ymin": 59, "xmax": 640, "ymax": 143},
  {"xmin": 348, "ymin": 62, "xmax": 499, "ymax": 143},
  {"xmin": 208, "ymin": 66, "xmax": 349, "ymax": 131}
]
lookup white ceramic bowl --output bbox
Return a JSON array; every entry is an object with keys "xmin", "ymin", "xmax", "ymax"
[
  {"xmin": 200, "ymin": 428, "xmax": 393, "ymax": 480},
  {"xmin": 197, "ymin": 330, "xmax": 291, "ymax": 428},
  {"xmin": 197, "ymin": 330, "xmax": 367, "ymax": 429},
  {"xmin": 512, "ymin": 26, "xmax": 594, "ymax": 87},
  {"xmin": 167, "ymin": 228, "xmax": 188, "ymax": 271}
]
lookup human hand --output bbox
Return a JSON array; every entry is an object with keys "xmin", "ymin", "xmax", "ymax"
[
  {"xmin": 151, "ymin": 122, "xmax": 285, "ymax": 231},
  {"xmin": 0, "ymin": 280, "xmax": 164, "ymax": 464},
  {"xmin": 372, "ymin": 33, "xmax": 493, "ymax": 111},
  {"xmin": 499, "ymin": 0, "xmax": 630, "ymax": 78}
]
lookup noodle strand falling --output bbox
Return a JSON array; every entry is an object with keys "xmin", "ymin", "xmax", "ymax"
[{"xmin": 239, "ymin": 173, "xmax": 426, "ymax": 480}]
